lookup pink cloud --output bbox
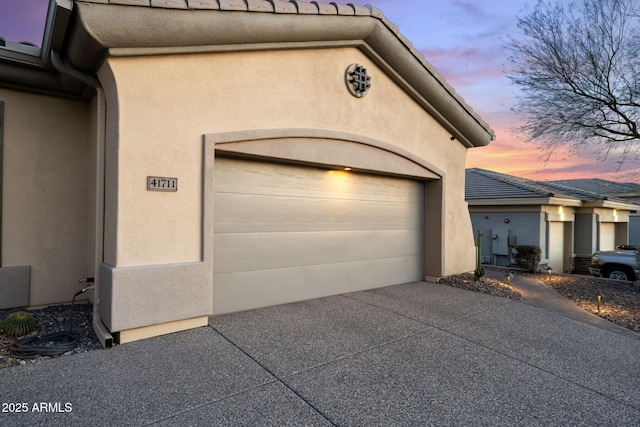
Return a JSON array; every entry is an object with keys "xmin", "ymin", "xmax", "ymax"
[{"xmin": 467, "ymin": 124, "xmax": 640, "ymax": 183}]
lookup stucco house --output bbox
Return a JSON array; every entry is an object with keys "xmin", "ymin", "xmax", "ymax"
[
  {"xmin": 0, "ymin": 0, "xmax": 494, "ymax": 346},
  {"xmin": 466, "ymin": 168, "xmax": 639, "ymax": 274},
  {"xmin": 547, "ymin": 178, "xmax": 640, "ymax": 246}
]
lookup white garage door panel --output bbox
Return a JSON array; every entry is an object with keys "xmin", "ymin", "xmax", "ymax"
[
  {"xmin": 214, "ymin": 229, "xmax": 422, "ymax": 274},
  {"xmin": 214, "ymin": 193, "xmax": 421, "ymax": 233},
  {"xmin": 213, "ymin": 256, "xmax": 423, "ymax": 314},
  {"xmin": 213, "ymin": 158, "xmax": 425, "ymax": 315},
  {"xmin": 214, "ymin": 160, "xmax": 421, "ymax": 203}
]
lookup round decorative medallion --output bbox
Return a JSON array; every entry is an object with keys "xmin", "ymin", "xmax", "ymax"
[{"xmin": 345, "ymin": 63, "xmax": 371, "ymax": 98}]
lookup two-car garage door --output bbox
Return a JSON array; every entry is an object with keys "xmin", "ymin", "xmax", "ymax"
[{"xmin": 212, "ymin": 158, "xmax": 425, "ymax": 314}]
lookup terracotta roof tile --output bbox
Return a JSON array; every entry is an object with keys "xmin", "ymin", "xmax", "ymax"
[
  {"xmin": 109, "ymin": 0, "xmax": 150, "ymax": 5},
  {"xmin": 268, "ymin": 0, "xmax": 296, "ymax": 13},
  {"xmin": 330, "ymin": 2, "xmax": 354, "ymax": 15},
  {"xmin": 366, "ymin": 4, "xmax": 384, "ymax": 19},
  {"xmin": 151, "ymin": 0, "xmax": 188, "ymax": 8},
  {"xmin": 349, "ymin": 3, "xmax": 370, "ymax": 16},
  {"xmin": 287, "ymin": 0, "xmax": 315, "ymax": 14},
  {"xmin": 219, "ymin": 0, "xmax": 247, "ymax": 10},
  {"xmin": 187, "ymin": 0, "xmax": 219, "ymax": 9},
  {"xmin": 247, "ymin": 0, "xmax": 274, "ymax": 12},
  {"xmin": 311, "ymin": 1, "xmax": 336, "ymax": 15}
]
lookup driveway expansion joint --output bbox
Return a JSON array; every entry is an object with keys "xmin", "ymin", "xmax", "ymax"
[{"xmin": 210, "ymin": 324, "xmax": 339, "ymax": 426}]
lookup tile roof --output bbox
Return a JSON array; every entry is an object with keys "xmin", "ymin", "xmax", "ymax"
[
  {"xmin": 465, "ymin": 168, "xmax": 553, "ymax": 200},
  {"xmin": 546, "ymin": 178, "xmax": 640, "ymax": 197},
  {"xmin": 87, "ymin": 0, "xmax": 376, "ymax": 15},
  {"xmin": 465, "ymin": 168, "xmax": 637, "ymax": 205},
  {"xmin": 72, "ymin": 0, "xmax": 436, "ymax": 83},
  {"xmin": 0, "ymin": 0, "xmax": 494, "ymax": 146},
  {"xmin": 66, "ymin": 0, "xmax": 494, "ymax": 146}
]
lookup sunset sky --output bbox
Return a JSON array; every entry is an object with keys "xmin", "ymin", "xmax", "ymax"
[
  {"xmin": 348, "ymin": 0, "xmax": 639, "ymax": 183},
  {"xmin": 1, "ymin": 0, "xmax": 638, "ymax": 183}
]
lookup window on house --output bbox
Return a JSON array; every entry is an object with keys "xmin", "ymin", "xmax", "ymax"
[
  {"xmin": 0, "ymin": 0, "xmax": 70, "ymax": 67},
  {"xmin": 0, "ymin": 0, "xmax": 49, "ymax": 52}
]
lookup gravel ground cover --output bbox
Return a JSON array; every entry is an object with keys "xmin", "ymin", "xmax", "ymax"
[
  {"xmin": 440, "ymin": 271, "xmax": 640, "ymax": 333},
  {"xmin": 541, "ymin": 273, "xmax": 640, "ymax": 333},
  {"xmin": 439, "ymin": 272, "xmax": 524, "ymax": 300},
  {"xmin": 0, "ymin": 303, "xmax": 100, "ymax": 369}
]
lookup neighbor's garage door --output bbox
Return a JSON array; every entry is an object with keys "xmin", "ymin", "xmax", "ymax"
[
  {"xmin": 548, "ymin": 221, "xmax": 565, "ymax": 273},
  {"xmin": 212, "ymin": 158, "xmax": 425, "ymax": 314},
  {"xmin": 600, "ymin": 222, "xmax": 615, "ymax": 251}
]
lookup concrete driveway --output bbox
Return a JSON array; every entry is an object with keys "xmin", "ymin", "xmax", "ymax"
[{"xmin": 1, "ymin": 279, "xmax": 639, "ymax": 426}]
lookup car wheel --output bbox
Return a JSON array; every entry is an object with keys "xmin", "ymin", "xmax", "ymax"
[{"xmin": 605, "ymin": 268, "xmax": 633, "ymax": 281}]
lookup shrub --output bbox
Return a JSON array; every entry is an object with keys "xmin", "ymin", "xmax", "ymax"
[{"xmin": 514, "ymin": 245, "xmax": 541, "ymax": 273}]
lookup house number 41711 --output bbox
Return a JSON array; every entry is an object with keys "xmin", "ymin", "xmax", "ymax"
[{"xmin": 147, "ymin": 176, "xmax": 178, "ymax": 192}]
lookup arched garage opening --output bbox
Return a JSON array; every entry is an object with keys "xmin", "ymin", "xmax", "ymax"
[{"xmin": 206, "ymin": 129, "xmax": 443, "ymax": 314}]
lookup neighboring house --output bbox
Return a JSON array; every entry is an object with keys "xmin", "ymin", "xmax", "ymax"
[
  {"xmin": 546, "ymin": 179, "xmax": 640, "ymax": 247},
  {"xmin": 0, "ymin": 0, "xmax": 494, "ymax": 345},
  {"xmin": 466, "ymin": 169, "xmax": 639, "ymax": 274}
]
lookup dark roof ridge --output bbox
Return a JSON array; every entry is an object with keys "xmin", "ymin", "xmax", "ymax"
[
  {"xmin": 539, "ymin": 180, "xmax": 608, "ymax": 201},
  {"xmin": 467, "ymin": 168, "xmax": 554, "ymax": 198},
  {"xmin": 467, "ymin": 168, "xmax": 640, "ymax": 205},
  {"xmin": 547, "ymin": 178, "xmax": 640, "ymax": 192}
]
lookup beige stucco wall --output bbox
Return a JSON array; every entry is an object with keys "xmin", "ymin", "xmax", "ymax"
[
  {"xmin": 542, "ymin": 205, "xmax": 577, "ymax": 222},
  {"xmin": 1, "ymin": 88, "xmax": 90, "ymax": 307},
  {"xmin": 99, "ymin": 47, "xmax": 476, "ymax": 275},
  {"xmin": 95, "ymin": 46, "xmax": 480, "ymax": 335}
]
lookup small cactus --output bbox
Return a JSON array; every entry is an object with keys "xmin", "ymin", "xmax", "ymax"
[{"xmin": 3, "ymin": 311, "xmax": 36, "ymax": 338}]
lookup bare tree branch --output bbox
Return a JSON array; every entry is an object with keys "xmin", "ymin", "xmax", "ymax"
[{"xmin": 505, "ymin": 0, "xmax": 640, "ymax": 170}]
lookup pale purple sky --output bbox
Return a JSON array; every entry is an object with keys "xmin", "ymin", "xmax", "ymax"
[
  {"xmin": 1, "ymin": 0, "xmax": 637, "ymax": 182},
  {"xmin": 0, "ymin": 0, "xmax": 48, "ymax": 46}
]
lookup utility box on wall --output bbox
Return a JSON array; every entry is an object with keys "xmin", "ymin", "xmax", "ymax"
[{"xmin": 492, "ymin": 228, "xmax": 510, "ymax": 256}]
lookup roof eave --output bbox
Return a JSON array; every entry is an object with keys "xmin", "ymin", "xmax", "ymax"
[
  {"xmin": 582, "ymin": 200, "xmax": 640, "ymax": 210},
  {"xmin": 467, "ymin": 196, "xmax": 585, "ymax": 206},
  {"xmin": 467, "ymin": 197, "xmax": 553, "ymax": 206},
  {"xmin": 61, "ymin": 1, "xmax": 493, "ymax": 147}
]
